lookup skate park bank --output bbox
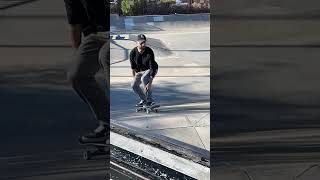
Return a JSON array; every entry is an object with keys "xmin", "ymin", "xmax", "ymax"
[{"xmin": 110, "ymin": 12, "xmax": 210, "ymax": 179}]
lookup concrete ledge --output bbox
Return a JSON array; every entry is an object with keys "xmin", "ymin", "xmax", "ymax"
[
  {"xmin": 110, "ymin": 119, "xmax": 210, "ymax": 168},
  {"xmin": 111, "ymin": 13, "xmax": 209, "ymax": 23},
  {"xmin": 110, "ymin": 142, "xmax": 201, "ymax": 179},
  {"xmin": 110, "ymin": 159, "xmax": 156, "ymax": 180},
  {"xmin": 110, "ymin": 128, "xmax": 210, "ymax": 179}
]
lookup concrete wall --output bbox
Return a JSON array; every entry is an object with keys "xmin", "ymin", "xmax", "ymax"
[{"xmin": 111, "ymin": 13, "xmax": 209, "ymax": 24}]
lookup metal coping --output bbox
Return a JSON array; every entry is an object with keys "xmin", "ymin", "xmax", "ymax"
[{"xmin": 110, "ymin": 119, "xmax": 210, "ymax": 168}]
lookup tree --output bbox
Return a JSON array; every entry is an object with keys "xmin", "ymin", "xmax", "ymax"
[
  {"xmin": 121, "ymin": 0, "xmax": 132, "ymax": 16},
  {"xmin": 117, "ymin": 0, "xmax": 123, "ymax": 15}
]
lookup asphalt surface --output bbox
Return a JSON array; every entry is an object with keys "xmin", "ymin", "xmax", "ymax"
[
  {"xmin": 212, "ymin": 5, "xmax": 320, "ymax": 180},
  {"xmin": 0, "ymin": 48, "xmax": 109, "ymax": 179}
]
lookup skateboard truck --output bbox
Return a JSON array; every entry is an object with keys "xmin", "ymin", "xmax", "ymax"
[
  {"xmin": 82, "ymin": 145, "xmax": 109, "ymax": 160},
  {"xmin": 79, "ymin": 139, "xmax": 109, "ymax": 160},
  {"xmin": 136, "ymin": 104, "xmax": 160, "ymax": 114}
]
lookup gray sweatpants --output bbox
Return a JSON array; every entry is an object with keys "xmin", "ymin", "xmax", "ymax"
[
  {"xmin": 131, "ymin": 69, "xmax": 155, "ymax": 103},
  {"xmin": 67, "ymin": 33, "xmax": 109, "ymax": 128}
]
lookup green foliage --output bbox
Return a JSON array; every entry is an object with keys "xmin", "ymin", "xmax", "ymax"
[
  {"xmin": 121, "ymin": 0, "xmax": 147, "ymax": 16},
  {"xmin": 121, "ymin": 0, "xmax": 132, "ymax": 16},
  {"xmin": 118, "ymin": 0, "xmax": 209, "ymax": 16},
  {"xmin": 160, "ymin": 0, "xmax": 176, "ymax": 4}
]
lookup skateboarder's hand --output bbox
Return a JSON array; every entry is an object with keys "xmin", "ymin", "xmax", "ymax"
[
  {"xmin": 145, "ymin": 83, "xmax": 152, "ymax": 92},
  {"xmin": 69, "ymin": 24, "xmax": 81, "ymax": 49}
]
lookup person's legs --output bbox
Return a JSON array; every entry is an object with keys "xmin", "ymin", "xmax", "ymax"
[
  {"xmin": 96, "ymin": 34, "xmax": 110, "ymax": 132},
  {"xmin": 141, "ymin": 69, "xmax": 154, "ymax": 104},
  {"xmin": 131, "ymin": 72, "xmax": 147, "ymax": 103},
  {"xmin": 67, "ymin": 33, "xmax": 108, "ymax": 142}
]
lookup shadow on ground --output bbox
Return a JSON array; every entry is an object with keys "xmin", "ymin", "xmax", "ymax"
[
  {"xmin": 0, "ymin": 67, "xmax": 104, "ymax": 155},
  {"xmin": 111, "ymin": 81, "xmax": 209, "ymax": 115},
  {"xmin": 212, "ymin": 48, "xmax": 320, "ymax": 136}
]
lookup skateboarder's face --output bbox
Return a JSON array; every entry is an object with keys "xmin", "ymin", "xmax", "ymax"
[{"xmin": 137, "ymin": 40, "xmax": 146, "ymax": 50}]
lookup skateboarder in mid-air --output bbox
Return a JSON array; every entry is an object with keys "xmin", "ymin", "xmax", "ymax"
[{"xmin": 130, "ymin": 34, "xmax": 159, "ymax": 107}]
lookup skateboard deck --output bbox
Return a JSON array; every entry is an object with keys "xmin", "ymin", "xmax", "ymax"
[
  {"xmin": 79, "ymin": 141, "xmax": 109, "ymax": 160},
  {"xmin": 136, "ymin": 104, "xmax": 160, "ymax": 114}
]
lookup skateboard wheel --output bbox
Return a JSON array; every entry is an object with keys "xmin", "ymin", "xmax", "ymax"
[
  {"xmin": 83, "ymin": 151, "xmax": 91, "ymax": 160},
  {"xmin": 155, "ymin": 109, "xmax": 158, "ymax": 113},
  {"xmin": 136, "ymin": 109, "xmax": 139, "ymax": 112},
  {"xmin": 146, "ymin": 109, "xmax": 150, "ymax": 114}
]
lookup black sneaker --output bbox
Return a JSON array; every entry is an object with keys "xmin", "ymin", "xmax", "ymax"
[
  {"xmin": 135, "ymin": 100, "xmax": 146, "ymax": 107},
  {"xmin": 145, "ymin": 101, "xmax": 155, "ymax": 107},
  {"xmin": 79, "ymin": 125, "xmax": 109, "ymax": 144}
]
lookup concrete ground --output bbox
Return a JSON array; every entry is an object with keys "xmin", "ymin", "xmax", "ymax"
[
  {"xmin": 213, "ymin": 1, "xmax": 320, "ymax": 179},
  {"xmin": 110, "ymin": 23, "xmax": 210, "ymax": 151}
]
